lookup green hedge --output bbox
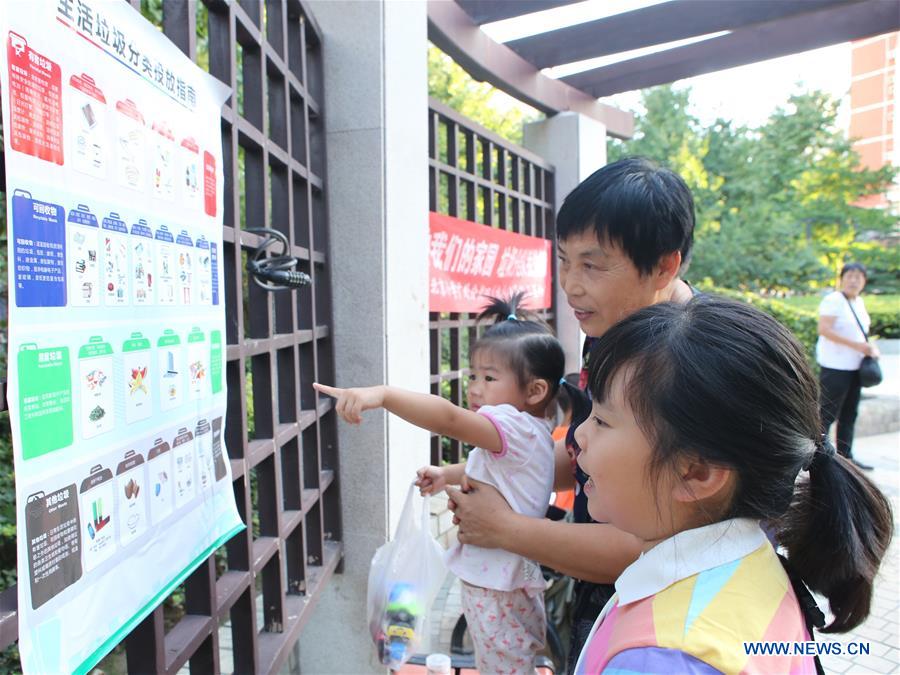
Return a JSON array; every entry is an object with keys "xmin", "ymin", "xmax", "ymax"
[
  {"xmin": 776, "ymin": 293, "xmax": 899, "ymax": 340},
  {"xmin": 869, "ymin": 305, "xmax": 900, "ymax": 340}
]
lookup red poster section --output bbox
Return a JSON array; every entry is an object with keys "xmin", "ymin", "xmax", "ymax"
[
  {"xmin": 429, "ymin": 212, "xmax": 552, "ymax": 313},
  {"xmin": 6, "ymin": 32, "xmax": 63, "ymax": 165}
]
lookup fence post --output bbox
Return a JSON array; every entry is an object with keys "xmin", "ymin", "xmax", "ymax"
[
  {"xmin": 524, "ymin": 113, "xmax": 608, "ymax": 373},
  {"xmin": 298, "ymin": 1, "xmax": 430, "ymax": 672}
]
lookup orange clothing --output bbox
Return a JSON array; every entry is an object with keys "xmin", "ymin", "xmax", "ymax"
[{"xmin": 551, "ymin": 425, "xmax": 575, "ymax": 511}]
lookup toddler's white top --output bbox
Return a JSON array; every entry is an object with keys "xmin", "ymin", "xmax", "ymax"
[{"xmin": 444, "ymin": 403, "xmax": 554, "ymax": 595}]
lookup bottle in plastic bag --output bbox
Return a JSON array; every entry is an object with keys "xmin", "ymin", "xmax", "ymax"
[
  {"xmin": 380, "ymin": 582, "xmax": 422, "ymax": 668},
  {"xmin": 367, "ymin": 484, "xmax": 447, "ymax": 670}
]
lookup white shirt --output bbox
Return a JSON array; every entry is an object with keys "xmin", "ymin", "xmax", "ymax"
[
  {"xmin": 816, "ymin": 291, "xmax": 870, "ymax": 371},
  {"xmin": 444, "ymin": 403, "xmax": 554, "ymax": 594}
]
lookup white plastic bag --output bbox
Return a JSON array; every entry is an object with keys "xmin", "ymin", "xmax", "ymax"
[{"xmin": 367, "ymin": 483, "xmax": 447, "ymax": 670}]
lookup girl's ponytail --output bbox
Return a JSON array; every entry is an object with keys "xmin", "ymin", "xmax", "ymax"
[{"xmin": 777, "ymin": 438, "xmax": 893, "ymax": 632}]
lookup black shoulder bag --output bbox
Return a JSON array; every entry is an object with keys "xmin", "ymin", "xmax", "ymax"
[{"xmin": 843, "ymin": 294, "xmax": 883, "ymax": 387}]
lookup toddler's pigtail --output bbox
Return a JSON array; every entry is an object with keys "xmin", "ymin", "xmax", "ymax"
[{"xmin": 477, "ymin": 292, "xmax": 529, "ymax": 325}]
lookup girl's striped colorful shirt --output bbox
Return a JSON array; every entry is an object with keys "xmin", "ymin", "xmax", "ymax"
[{"xmin": 574, "ymin": 518, "xmax": 816, "ymax": 674}]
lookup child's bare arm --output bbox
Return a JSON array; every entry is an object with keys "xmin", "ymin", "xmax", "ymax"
[
  {"xmin": 416, "ymin": 462, "xmax": 466, "ymax": 495},
  {"xmin": 313, "ymin": 383, "xmax": 502, "ymax": 453}
]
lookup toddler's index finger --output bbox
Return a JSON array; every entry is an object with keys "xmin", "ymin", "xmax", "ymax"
[{"xmin": 312, "ymin": 382, "xmax": 341, "ymax": 398}]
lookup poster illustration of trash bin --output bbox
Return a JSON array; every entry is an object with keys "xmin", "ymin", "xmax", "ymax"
[
  {"xmin": 186, "ymin": 327, "xmax": 207, "ymax": 402},
  {"xmin": 195, "ymin": 235, "xmax": 212, "ymax": 305},
  {"xmin": 123, "ymin": 332, "xmax": 152, "ymax": 424},
  {"xmin": 172, "ymin": 426, "xmax": 196, "ymax": 509},
  {"xmin": 179, "ymin": 136, "xmax": 202, "ymax": 211},
  {"xmin": 152, "ymin": 121, "xmax": 176, "ymax": 201},
  {"xmin": 131, "ymin": 218, "xmax": 154, "ymax": 305},
  {"xmin": 78, "ymin": 336, "xmax": 115, "ymax": 439},
  {"xmin": 67, "ymin": 73, "xmax": 107, "ymax": 179},
  {"xmin": 176, "ymin": 229, "xmax": 193, "ymax": 305},
  {"xmin": 194, "ymin": 418, "xmax": 214, "ymax": 491},
  {"xmin": 147, "ymin": 438, "xmax": 174, "ymax": 526},
  {"xmin": 102, "ymin": 211, "xmax": 129, "ymax": 306},
  {"xmin": 79, "ymin": 465, "xmax": 116, "ymax": 573},
  {"xmin": 115, "ymin": 98, "xmax": 145, "ymax": 191},
  {"xmin": 115, "ymin": 450, "xmax": 148, "ymax": 546},
  {"xmin": 157, "ymin": 329, "xmax": 184, "ymax": 412},
  {"xmin": 154, "ymin": 223, "xmax": 176, "ymax": 305},
  {"xmin": 67, "ymin": 204, "xmax": 101, "ymax": 307}
]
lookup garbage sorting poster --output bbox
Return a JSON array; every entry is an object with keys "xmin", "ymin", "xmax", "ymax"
[{"xmin": 0, "ymin": 3, "xmax": 244, "ymax": 672}]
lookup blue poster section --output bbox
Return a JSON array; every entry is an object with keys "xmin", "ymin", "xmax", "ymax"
[
  {"xmin": 13, "ymin": 190, "xmax": 67, "ymax": 307},
  {"xmin": 68, "ymin": 204, "xmax": 99, "ymax": 228},
  {"xmin": 210, "ymin": 242, "xmax": 219, "ymax": 306}
]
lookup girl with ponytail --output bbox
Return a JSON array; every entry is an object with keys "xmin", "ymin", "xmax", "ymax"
[
  {"xmin": 315, "ymin": 293, "xmax": 565, "ymax": 674},
  {"xmin": 572, "ymin": 295, "xmax": 892, "ymax": 674}
]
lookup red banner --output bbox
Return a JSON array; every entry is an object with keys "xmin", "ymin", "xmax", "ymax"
[{"xmin": 429, "ymin": 212, "xmax": 552, "ymax": 313}]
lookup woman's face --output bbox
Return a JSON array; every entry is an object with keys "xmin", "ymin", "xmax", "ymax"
[
  {"xmin": 573, "ymin": 372, "xmax": 676, "ymax": 543},
  {"xmin": 558, "ymin": 231, "xmax": 664, "ymax": 338},
  {"xmin": 840, "ymin": 269, "xmax": 866, "ymax": 297}
]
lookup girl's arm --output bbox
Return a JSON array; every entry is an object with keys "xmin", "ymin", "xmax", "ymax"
[
  {"xmin": 312, "ymin": 383, "xmax": 503, "ymax": 453},
  {"xmin": 416, "ymin": 462, "xmax": 466, "ymax": 495}
]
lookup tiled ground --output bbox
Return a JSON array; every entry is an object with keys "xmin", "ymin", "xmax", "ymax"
[{"xmin": 818, "ymin": 431, "xmax": 900, "ymax": 675}]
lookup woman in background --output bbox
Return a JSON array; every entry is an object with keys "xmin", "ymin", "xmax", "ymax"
[{"xmin": 816, "ymin": 262, "xmax": 880, "ymax": 471}]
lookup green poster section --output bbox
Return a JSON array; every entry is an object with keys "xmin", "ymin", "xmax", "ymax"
[
  {"xmin": 18, "ymin": 345, "xmax": 73, "ymax": 459},
  {"xmin": 156, "ymin": 329, "xmax": 181, "ymax": 348},
  {"xmin": 78, "ymin": 336, "xmax": 114, "ymax": 359},
  {"xmin": 210, "ymin": 330, "xmax": 223, "ymax": 394},
  {"xmin": 123, "ymin": 332, "xmax": 151, "ymax": 352}
]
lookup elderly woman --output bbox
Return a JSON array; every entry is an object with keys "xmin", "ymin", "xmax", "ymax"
[
  {"xmin": 447, "ymin": 157, "xmax": 697, "ymax": 672},
  {"xmin": 816, "ymin": 262, "xmax": 880, "ymax": 471}
]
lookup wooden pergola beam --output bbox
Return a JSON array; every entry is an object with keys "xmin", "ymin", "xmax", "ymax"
[
  {"xmin": 427, "ymin": 0, "xmax": 635, "ymax": 138},
  {"xmin": 560, "ymin": 0, "xmax": 900, "ymax": 98},
  {"xmin": 455, "ymin": 0, "xmax": 582, "ymax": 25},
  {"xmin": 506, "ymin": 0, "xmax": 862, "ymax": 69}
]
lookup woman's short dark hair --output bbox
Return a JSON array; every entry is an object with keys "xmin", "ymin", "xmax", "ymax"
[
  {"xmin": 556, "ymin": 157, "xmax": 695, "ymax": 275},
  {"xmin": 840, "ymin": 262, "xmax": 867, "ymax": 279},
  {"xmin": 585, "ymin": 295, "xmax": 893, "ymax": 633}
]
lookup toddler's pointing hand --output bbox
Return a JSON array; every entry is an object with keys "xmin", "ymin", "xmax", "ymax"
[{"xmin": 312, "ymin": 382, "xmax": 386, "ymax": 424}]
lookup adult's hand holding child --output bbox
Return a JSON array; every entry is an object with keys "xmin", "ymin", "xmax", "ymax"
[{"xmin": 446, "ymin": 477, "xmax": 514, "ymax": 549}]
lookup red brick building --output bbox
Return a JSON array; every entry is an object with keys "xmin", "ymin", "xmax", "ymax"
[{"xmin": 850, "ymin": 32, "xmax": 899, "ymax": 208}]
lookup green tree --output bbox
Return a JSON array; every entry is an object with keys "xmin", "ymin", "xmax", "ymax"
[
  {"xmin": 609, "ymin": 85, "xmax": 898, "ymax": 292},
  {"xmin": 428, "ymin": 45, "xmax": 540, "ymax": 145}
]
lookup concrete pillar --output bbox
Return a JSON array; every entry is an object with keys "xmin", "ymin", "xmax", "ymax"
[
  {"xmin": 523, "ymin": 113, "xmax": 607, "ymax": 374},
  {"xmin": 298, "ymin": 1, "xmax": 429, "ymax": 672}
]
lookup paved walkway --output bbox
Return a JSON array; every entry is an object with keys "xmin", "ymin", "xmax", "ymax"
[{"xmin": 817, "ymin": 431, "xmax": 900, "ymax": 674}]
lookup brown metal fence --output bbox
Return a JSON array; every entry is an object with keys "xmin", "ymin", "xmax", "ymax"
[
  {"xmin": 427, "ymin": 98, "xmax": 556, "ymax": 466},
  {"xmin": 0, "ymin": 1, "xmax": 342, "ymax": 672}
]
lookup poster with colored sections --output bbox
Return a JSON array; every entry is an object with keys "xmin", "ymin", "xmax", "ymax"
[{"xmin": 0, "ymin": 3, "xmax": 244, "ymax": 673}]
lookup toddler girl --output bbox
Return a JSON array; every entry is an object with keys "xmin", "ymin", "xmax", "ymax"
[
  {"xmin": 314, "ymin": 294, "xmax": 565, "ymax": 674},
  {"xmin": 572, "ymin": 296, "xmax": 893, "ymax": 674}
]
